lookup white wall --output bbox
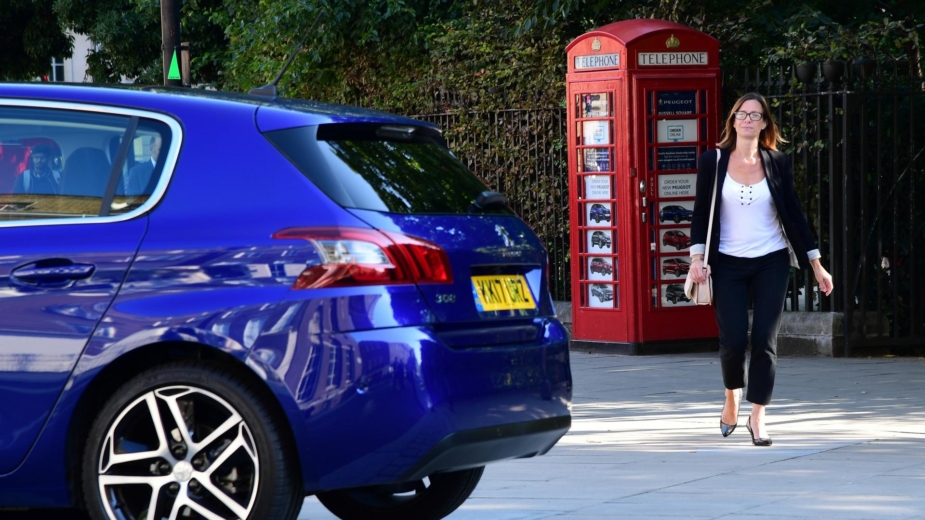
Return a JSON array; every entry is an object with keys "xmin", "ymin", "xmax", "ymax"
[{"xmin": 64, "ymin": 32, "xmax": 93, "ymax": 82}]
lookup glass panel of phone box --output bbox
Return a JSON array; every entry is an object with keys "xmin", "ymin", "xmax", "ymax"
[
  {"xmin": 648, "ymin": 90, "xmax": 707, "ymax": 308},
  {"xmin": 577, "ymin": 93, "xmax": 617, "ymax": 309}
]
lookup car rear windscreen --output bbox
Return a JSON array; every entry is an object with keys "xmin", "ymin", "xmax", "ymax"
[{"xmin": 263, "ymin": 123, "xmax": 511, "ymax": 215}]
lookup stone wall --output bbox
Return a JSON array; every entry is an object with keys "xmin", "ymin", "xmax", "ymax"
[{"xmin": 553, "ymin": 300, "xmax": 887, "ymax": 357}]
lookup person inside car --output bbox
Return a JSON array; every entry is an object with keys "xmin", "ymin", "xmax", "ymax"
[
  {"xmin": 125, "ymin": 135, "xmax": 162, "ymax": 195},
  {"xmin": 13, "ymin": 144, "xmax": 61, "ymax": 195}
]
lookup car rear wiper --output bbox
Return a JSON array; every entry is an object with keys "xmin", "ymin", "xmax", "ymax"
[{"xmin": 470, "ymin": 190, "xmax": 509, "ymax": 213}]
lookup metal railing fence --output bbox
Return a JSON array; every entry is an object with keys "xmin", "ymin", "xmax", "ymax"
[
  {"xmin": 725, "ymin": 61, "xmax": 925, "ymax": 353},
  {"xmin": 414, "ymin": 104, "xmax": 572, "ymax": 301}
]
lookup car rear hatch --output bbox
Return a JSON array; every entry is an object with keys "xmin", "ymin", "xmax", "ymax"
[{"xmin": 262, "ymin": 122, "xmax": 555, "ymax": 337}]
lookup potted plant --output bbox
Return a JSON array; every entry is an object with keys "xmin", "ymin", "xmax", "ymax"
[
  {"xmin": 821, "ymin": 25, "xmax": 863, "ymax": 84},
  {"xmin": 822, "ymin": 59, "xmax": 844, "ymax": 83},
  {"xmin": 776, "ymin": 7, "xmax": 833, "ymax": 84},
  {"xmin": 851, "ymin": 57, "xmax": 876, "ymax": 79},
  {"xmin": 850, "ymin": 20, "xmax": 898, "ymax": 81},
  {"xmin": 771, "ymin": 31, "xmax": 822, "ymax": 84},
  {"xmin": 789, "ymin": 30, "xmax": 833, "ymax": 84},
  {"xmin": 796, "ymin": 61, "xmax": 818, "ymax": 84}
]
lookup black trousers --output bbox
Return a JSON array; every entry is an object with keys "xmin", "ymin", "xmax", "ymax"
[{"xmin": 711, "ymin": 248, "xmax": 790, "ymax": 406}]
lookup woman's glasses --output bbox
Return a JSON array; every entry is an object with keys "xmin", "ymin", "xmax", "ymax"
[{"xmin": 733, "ymin": 111, "xmax": 764, "ymax": 121}]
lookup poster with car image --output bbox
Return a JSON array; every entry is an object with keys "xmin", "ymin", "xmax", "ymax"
[
  {"xmin": 657, "ymin": 200, "xmax": 694, "ymax": 224},
  {"xmin": 660, "ymin": 256, "xmax": 690, "ymax": 280},
  {"xmin": 588, "ymin": 283, "xmax": 616, "ymax": 308},
  {"xmin": 661, "ymin": 283, "xmax": 695, "ymax": 307},
  {"xmin": 586, "ymin": 202, "xmax": 612, "ymax": 226},
  {"xmin": 659, "ymin": 228, "xmax": 691, "ymax": 252},
  {"xmin": 587, "ymin": 257, "xmax": 615, "ymax": 281},
  {"xmin": 587, "ymin": 230, "xmax": 614, "ymax": 254}
]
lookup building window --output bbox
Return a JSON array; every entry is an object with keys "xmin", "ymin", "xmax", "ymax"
[{"xmin": 50, "ymin": 58, "xmax": 65, "ymax": 82}]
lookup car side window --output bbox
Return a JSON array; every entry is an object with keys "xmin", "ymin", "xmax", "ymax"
[{"xmin": 0, "ymin": 106, "xmax": 171, "ymax": 222}]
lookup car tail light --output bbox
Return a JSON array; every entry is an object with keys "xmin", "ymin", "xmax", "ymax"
[{"xmin": 272, "ymin": 227, "xmax": 453, "ymax": 289}]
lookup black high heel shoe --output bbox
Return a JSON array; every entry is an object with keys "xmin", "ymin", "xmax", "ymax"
[
  {"xmin": 719, "ymin": 389, "xmax": 740, "ymax": 437},
  {"xmin": 746, "ymin": 417, "xmax": 772, "ymax": 446}
]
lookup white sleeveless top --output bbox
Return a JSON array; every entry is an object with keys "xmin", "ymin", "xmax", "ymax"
[{"xmin": 718, "ymin": 175, "xmax": 789, "ymax": 258}]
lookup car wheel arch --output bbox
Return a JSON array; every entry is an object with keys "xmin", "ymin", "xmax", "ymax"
[{"xmin": 65, "ymin": 341, "xmax": 312, "ymax": 506}]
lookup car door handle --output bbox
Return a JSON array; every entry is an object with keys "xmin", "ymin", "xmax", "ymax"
[{"xmin": 11, "ymin": 262, "xmax": 96, "ymax": 283}]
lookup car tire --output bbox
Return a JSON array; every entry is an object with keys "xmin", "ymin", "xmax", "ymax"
[
  {"xmin": 317, "ymin": 466, "xmax": 484, "ymax": 520},
  {"xmin": 675, "ymin": 245, "xmax": 682, "ymax": 250},
  {"xmin": 675, "ymin": 269, "xmax": 681, "ymax": 276},
  {"xmin": 82, "ymin": 362, "xmax": 303, "ymax": 520},
  {"xmin": 673, "ymin": 215, "xmax": 681, "ymax": 223}
]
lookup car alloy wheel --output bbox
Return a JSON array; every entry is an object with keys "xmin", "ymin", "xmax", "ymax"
[
  {"xmin": 83, "ymin": 363, "xmax": 302, "ymax": 520},
  {"xmin": 673, "ymin": 215, "xmax": 681, "ymax": 223}
]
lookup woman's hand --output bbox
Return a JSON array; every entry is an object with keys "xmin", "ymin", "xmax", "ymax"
[
  {"xmin": 812, "ymin": 261, "xmax": 834, "ymax": 296},
  {"xmin": 689, "ymin": 257, "xmax": 711, "ymax": 284}
]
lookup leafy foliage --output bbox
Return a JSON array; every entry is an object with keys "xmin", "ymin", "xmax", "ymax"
[
  {"xmin": 0, "ymin": 0, "xmax": 72, "ymax": 80},
  {"xmin": 53, "ymin": 0, "xmax": 229, "ymax": 85}
]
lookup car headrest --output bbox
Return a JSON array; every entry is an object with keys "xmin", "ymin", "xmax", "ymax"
[{"xmin": 62, "ymin": 147, "xmax": 112, "ymax": 197}]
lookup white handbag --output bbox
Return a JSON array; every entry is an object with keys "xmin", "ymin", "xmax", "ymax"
[{"xmin": 684, "ymin": 149, "xmax": 720, "ymax": 305}]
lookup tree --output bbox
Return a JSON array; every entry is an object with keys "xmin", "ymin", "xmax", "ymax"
[
  {"xmin": 219, "ymin": 0, "xmax": 455, "ymax": 106},
  {"xmin": 0, "ymin": 0, "xmax": 73, "ymax": 80},
  {"xmin": 220, "ymin": 0, "xmax": 567, "ymax": 112},
  {"xmin": 518, "ymin": 0, "xmax": 924, "ymax": 69},
  {"xmin": 53, "ymin": 0, "xmax": 229, "ymax": 85}
]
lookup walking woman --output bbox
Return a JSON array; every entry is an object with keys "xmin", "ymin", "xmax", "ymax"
[{"xmin": 689, "ymin": 92, "xmax": 833, "ymax": 446}]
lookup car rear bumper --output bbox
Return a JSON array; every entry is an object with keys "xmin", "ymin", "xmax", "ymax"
[
  {"xmin": 276, "ymin": 317, "xmax": 573, "ymax": 491},
  {"xmin": 401, "ymin": 415, "xmax": 570, "ymax": 481}
]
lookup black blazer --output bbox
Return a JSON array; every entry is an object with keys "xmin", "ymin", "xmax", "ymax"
[{"xmin": 690, "ymin": 148, "xmax": 818, "ymax": 271}]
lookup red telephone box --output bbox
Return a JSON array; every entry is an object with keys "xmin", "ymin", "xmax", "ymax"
[{"xmin": 565, "ymin": 19, "xmax": 721, "ymax": 354}]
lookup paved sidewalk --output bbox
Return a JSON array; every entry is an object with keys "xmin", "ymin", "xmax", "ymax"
[{"xmin": 301, "ymin": 352, "xmax": 925, "ymax": 519}]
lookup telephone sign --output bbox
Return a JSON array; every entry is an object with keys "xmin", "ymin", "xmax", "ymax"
[
  {"xmin": 565, "ymin": 19, "xmax": 721, "ymax": 354},
  {"xmin": 575, "ymin": 54, "xmax": 621, "ymax": 70}
]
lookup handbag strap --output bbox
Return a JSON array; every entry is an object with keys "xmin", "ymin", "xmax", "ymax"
[{"xmin": 704, "ymin": 149, "xmax": 721, "ymax": 267}]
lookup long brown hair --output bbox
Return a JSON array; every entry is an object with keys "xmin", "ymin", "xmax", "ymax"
[{"xmin": 716, "ymin": 92, "xmax": 786, "ymax": 150}]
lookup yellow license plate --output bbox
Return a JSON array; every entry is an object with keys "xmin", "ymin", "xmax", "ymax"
[{"xmin": 471, "ymin": 275, "xmax": 536, "ymax": 312}]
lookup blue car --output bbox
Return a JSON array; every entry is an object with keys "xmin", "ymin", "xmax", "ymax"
[
  {"xmin": 659, "ymin": 204, "xmax": 694, "ymax": 223},
  {"xmin": 589, "ymin": 203, "xmax": 611, "ymax": 223},
  {"xmin": 0, "ymin": 84, "xmax": 572, "ymax": 520}
]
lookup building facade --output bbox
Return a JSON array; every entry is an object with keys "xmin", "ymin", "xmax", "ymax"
[{"xmin": 49, "ymin": 32, "xmax": 93, "ymax": 82}]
